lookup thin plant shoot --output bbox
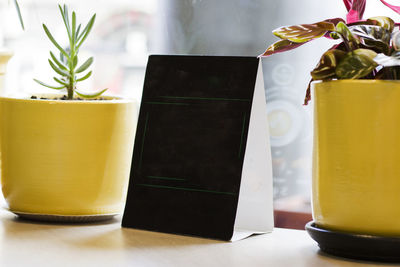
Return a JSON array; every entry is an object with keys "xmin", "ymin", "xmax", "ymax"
[{"xmin": 34, "ymin": 4, "xmax": 107, "ymax": 100}]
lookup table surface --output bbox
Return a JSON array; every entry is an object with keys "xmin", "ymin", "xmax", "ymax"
[{"xmin": 0, "ymin": 208, "xmax": 397, "ymax": 267}]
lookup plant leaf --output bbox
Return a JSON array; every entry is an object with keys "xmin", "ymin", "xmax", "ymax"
[
  {"xmin": 273, "ymin": 21, "xmax": 335, "ymax": 43},
  {"xmin": 259, "ymin": 39, "xmax": 306, "ymax": 57},
  {"xmin": 76, "ymin": 57, "xmax": 93, "ymax": 73},
  {"xmin": 76, "ymin": 24, "xmax": 82, "ymax": 40},
  {"xmin": 53, "ymin": 77, "xmax": 69, "ymax": 86},
  {"xmin": 13, "ymin": 0, "xmax": 24, "ymax": 30},
  {"xmin": 393, "ymin": 31, "xmax": 400, "ymax": 51},
  {"xmin": 335, "ymin": 49, "xmax": 378, "ymax": 79},
  {"xmin": 322, "ymin": 18, "xmax": 346, "ymax": 39},
  {"xmin": 349, "ymin": 25, "xmax": 391, "ymax": 54},
  {"xmin": 34, "ymin": 79, "xmax": 65, "ymax": 90},
  {"xmin": 311, "ymin": 49, "xmax": 347, "ymax": 80},
  {"xmin": 73, "ymin": 55, "xmax": 78, "ymax": 68},
  {"xmin": 76, "ymin": 71, "xmax": 92, "ymax": 82},
  {"xmin": 72, "ymin": 11, "xmax": 76, "ymax": 44},
  {"xmin": 304, "ymin": 78, "xmax": 314, "ymax": 106},
  {"xmin": 48, "ymin": 59, "xmax": 70, "ymax": 77},
  {"xmin": 50, "ymin": 51, "xmax": 68, "ymax": 71},
  {"xmin": 343, "ymin": 0, "xmax": 366, "ymax": 23},
  {"xmin": 75, "ymin": 88, "xmax": 107, "ymax": 98},
  {"xmin": 335, "ymin": 22, "xmax": 360, "ymax": 50},
  {"xmin": 366, "ymin": 16, "xmax": 395, "ymax": 32},
  {"xmin": 63, "ymin": 5, "xmax": 70, "ymax": 31},
  {"xmin": 77, "ymin": 14, "xmax": 96, "ymax": 48},
  {"xmin": 379, "ymin": 0, "xmax": 400, "ymax": 15},
  {"xmin": 43, "ymin": 24, "xmax": 69, "ymax": 58},
  {"xmin": 374, "ymin": 51, "xmax": 400, "ymax": 67},
  {"xmin": 58, "ymin": 4, "xmax": 71, "ymax": 39}
]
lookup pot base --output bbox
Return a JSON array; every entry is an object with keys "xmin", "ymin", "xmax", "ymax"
[
  {"xmin": 10, "ymin": 209, "xmax": 118, "ymax": 223},
  {"xmin": 306, "ymin": 221, "xmax": 400, "ymax": 262}
]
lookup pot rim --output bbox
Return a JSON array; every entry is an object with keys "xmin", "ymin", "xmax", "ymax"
[
  {"xmin": 0, "ymin": 93, "xmax": 134, "ymax": 104},
  {"xmin": 311, "ymin": 79, "xmax": 400, "ymax": 86}
]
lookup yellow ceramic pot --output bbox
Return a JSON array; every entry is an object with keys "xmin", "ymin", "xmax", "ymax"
[
  {"xmin": 0, "ymin": 95, "xmax": 136, "ymax": 217},
  {"xmin": 312, "ymin": 80, "xmax": 400, "ymax": 236}
]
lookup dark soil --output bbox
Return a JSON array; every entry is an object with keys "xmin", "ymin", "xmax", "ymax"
[{"xmin": 30, "ymin": 95, "xmax": 106, "ymax": 100}]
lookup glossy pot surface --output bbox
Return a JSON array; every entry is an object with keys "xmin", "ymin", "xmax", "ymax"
[
  {"xmin": 313, "ymin": 80, "xmax": 400, "ymax": 236},
  {"xmin": 0, "ymin": 95, "xmax": 137, "ymax": 215}
]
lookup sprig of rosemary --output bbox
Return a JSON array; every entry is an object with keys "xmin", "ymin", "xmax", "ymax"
[{"xmin": 34, "ymin": 4, "xmax": 107, "ymax": 100}]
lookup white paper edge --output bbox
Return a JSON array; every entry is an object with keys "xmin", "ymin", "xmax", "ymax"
[{"xmin": 231, "ymin": 59, "xmax": 274, "ymax": 242}]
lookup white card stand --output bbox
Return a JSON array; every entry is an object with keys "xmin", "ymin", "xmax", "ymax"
[{"xmin": 231, "ymin": 61, "xmax": 274, "ymax": 241}]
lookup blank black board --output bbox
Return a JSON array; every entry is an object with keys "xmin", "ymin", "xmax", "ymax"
[{"xmin": 122, "ymin": 55, "xmax": 259, "ymax": 240}]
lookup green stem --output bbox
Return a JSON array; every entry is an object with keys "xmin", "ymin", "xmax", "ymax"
[{"xmin": 68, "ymin": 51, "xmax": 75, "ymax": 99}]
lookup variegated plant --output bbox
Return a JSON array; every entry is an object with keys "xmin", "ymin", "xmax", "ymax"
[
  {"xmin": 261, "ymin": 0, "xmax": 400, "ymax": 105},
  {"xmin": 34, "ymin": 5, "xmax": 107, "ymax": 100}
]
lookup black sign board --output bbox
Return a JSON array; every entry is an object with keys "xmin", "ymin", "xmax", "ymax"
[{"xmin": 122, "ymin": 55, "xmax": 272, "ymax": 241}]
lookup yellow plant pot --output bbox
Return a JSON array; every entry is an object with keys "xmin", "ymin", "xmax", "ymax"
[
  {"xmin": 312, "ymin": 80, "xmax": 400, "ymax": 236},
  {"xmin": 0, "ymin": 95, "xmax": 136, "ymax": 217}
]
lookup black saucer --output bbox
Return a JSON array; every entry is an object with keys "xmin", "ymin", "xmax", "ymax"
[{"xmin": 306, "ymin": 221, "xmax": 400, "ymax": 262}]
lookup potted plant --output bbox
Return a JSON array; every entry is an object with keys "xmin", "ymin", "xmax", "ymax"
[
  {"xmin": 0, "ymin": 5, "xmax": 137, "ymax": 222},
  {"xmin": 262, "ymin": 0, "xmax": 400, "ymax": 261}
]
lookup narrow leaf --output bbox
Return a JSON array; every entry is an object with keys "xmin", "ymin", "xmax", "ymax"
[
  {"xmin": 77, "ymin": 14, "xmax": 96, "ymax": 48},
  {"xmin": 304, "ymin": 78, "xmax": 314, "ymax": 106},
  {"xmin": 76, "ymin": 24, "xmax": 82, "ymax": 40},
  {"xmin": 73, "ymin": 55, "xmax": 78, "ymax": 68},
  {"xmin": 50, "ymin": 51, "xmax": 68, "ymax": 71},
  {"xmin": 259, "ymin": 39, "xmax": 306, "ymax": 57},
  {"xmin": 49, "ymin": 59, "xmax": 70, "ymax": 77},
  {"xmin": 53, "ymin": 77, "xmax": 69, "ymax": 86},
  {"xmin": 63, "ymin": 5, "xmax": 70, "ymax": 31},
  {"xmin": 13, "ymin": 0, "xmax": 24, "ymax": 30},
  {"xmin": 273, "ymin": 21, "xmax": 335, "ymax": 43},
  {"xmin": 343, "ymin": 0, "xmax": 352, "ymax": 11},
  {"xmin": 336, "ymin": 49, "xmax": 378, "ymax": 79},
  {"xmin": 379, "ymin": 0, "xmax": 400, "ymax": 15},
  {"xmin": 43, "ymin": 24, "xmax": 69, "ymax": 58},
  {"xmin": 72, "ymin": 11, "xmax": 76, "ymax": 43},
  {"xmin": 76, "ymin": 71, "xmax": 92, "ymax": 82},
  {"xmin": 34, "ymin": 79, "xmax": 65, "ymax": 90},
  {"xmin": 75, "ymin": 88, "xmax": 107, "ymax": 98},
  {"xmin": 60, "ymin": 52, "xmax": 66, "ymax": 65},
  {"xmin": 76, "ymin": 57, "xmax": 93, "ymax": 73},
  {"xmin": 58, "ymin": 4, "xmax": 71, "ymax": 39}
]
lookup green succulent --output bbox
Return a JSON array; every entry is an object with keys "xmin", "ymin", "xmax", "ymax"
[{"xmin": 34, "ymin": 4, "xmax": 107, "ymax": 100}]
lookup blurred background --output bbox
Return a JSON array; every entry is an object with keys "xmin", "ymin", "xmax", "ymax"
[{"xmin": 0, "ymin": 0, "xmax": 397, "ymax": 228}]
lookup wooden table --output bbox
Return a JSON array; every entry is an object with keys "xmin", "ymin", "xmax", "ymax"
[{"xmin": 0, "ymin": 208, "xmax": 397, "ymax": 267}]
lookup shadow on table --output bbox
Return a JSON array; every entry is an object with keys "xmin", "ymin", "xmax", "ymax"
[
  {"xmin": 72, "ymin": 227, "xmax": 224, "ymax": 250},
  {"xmin": 0, "ymin": 212, "xmax": 222, "ymax": 250}
]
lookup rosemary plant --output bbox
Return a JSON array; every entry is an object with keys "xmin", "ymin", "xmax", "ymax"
[{"xmin": 34, "ymin": 5, "xmax": 106, "ymax": 100}]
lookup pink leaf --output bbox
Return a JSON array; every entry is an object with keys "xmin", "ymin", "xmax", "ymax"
[
  {"xmin": 347, "ymin": 10, "xmax": 361, "ymax": 23},
  {"xmin": 379, "ymin": 0, "xmax": 400, "ymax": 14},
  {"xmin": 343, "ymin": 0, "xmax": 366, "ymax": 22},
  {"xmin": 343, "ymin": 0, "xmax": 352, "ymax": 11}
]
